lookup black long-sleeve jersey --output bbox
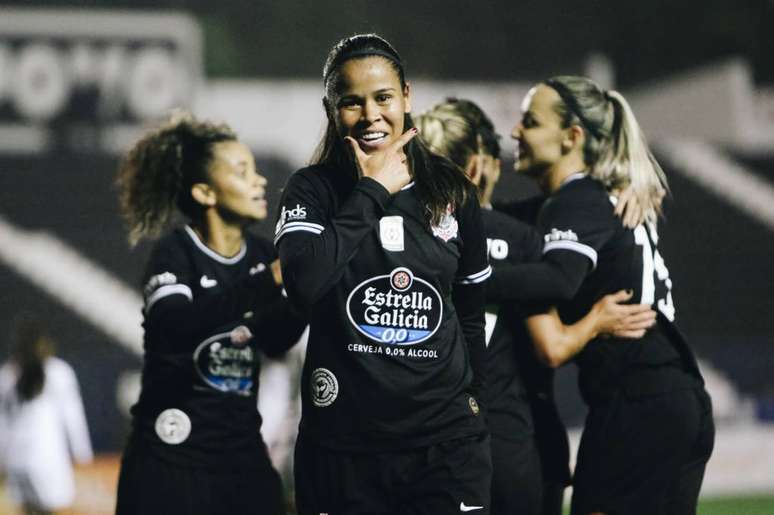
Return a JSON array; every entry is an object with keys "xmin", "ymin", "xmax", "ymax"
[
  {"xmin": 129, "ymin": 226, "xmax": 306, "ymax": 469},
  {"xmin": 481, "ymin": 208, "xmax": 543, "ymax": 439},
  {"xmin": 483, "ymin": 207, "xmax": 572, "ymax": 483},
  {"xmin": 516, "ymin": 174, "xmax": 703, "ymax": 403},
  {"xmin": 275, "ymin": 164, "xmax": 491, "ymax": 452}
]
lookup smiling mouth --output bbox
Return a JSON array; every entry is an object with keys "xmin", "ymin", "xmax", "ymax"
[{"xmin": 356, "ymin": 131, "xmax": 388, "ymax": 150}]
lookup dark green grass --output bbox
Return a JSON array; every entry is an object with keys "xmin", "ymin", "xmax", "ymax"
[{"xmin": 562, "ymin": 495, "xmax": 774, "ymax": 515}]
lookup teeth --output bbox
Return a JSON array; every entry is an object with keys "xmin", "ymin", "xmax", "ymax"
[{"xmin": 361, "ymin": 132, "xmax": 386, "ymax": 141}]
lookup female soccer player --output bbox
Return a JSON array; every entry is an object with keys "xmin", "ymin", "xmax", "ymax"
[
  {"xmin": 114, "ymin": 113, "xmax": 305, "ymax": 515},
  {"xmin": 416, "ymin": 98, "xmax": 656, "ymax": 515},
  {"xmin": 275, "ymin": 34, "xmax": 492, "ymax": 515},
  {"xmin": 506, "ymin": 76, "xmax": 714, "ymax": 515}
]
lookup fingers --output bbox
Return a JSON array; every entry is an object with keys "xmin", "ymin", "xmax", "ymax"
[
  {"xmin": 606, "ymin": 289, "xmax": 634, "ymax": 303},
  {"xmin": 623, "ymin": 203, "xmax": 642, "ymax": 229},
  {"xmin": 613, "ymin": 187, "xmax": 631, "ymax": 217},
  {"xmin": 387, "ymin": 127, "xmax": 418, "ymax": 153},
  {"xmin": 344, "ymin": 136, "xmax": 367, "ymax": 163},
  {"xmin": 614, "ymin": 329, "xmax": 648, "ymax": 339}
]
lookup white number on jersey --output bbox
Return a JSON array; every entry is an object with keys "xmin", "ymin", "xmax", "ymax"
[{"xmin": 633, "ymin": 224, "xmax": 676, "ymax": 321}]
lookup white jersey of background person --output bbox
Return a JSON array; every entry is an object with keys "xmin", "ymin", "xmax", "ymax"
[{"xmin": 0, "ymin": 356, "xmax": 93, "ymax": 510}]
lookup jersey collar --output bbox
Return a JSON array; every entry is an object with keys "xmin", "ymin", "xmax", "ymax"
[{"xmin": 184, "ymin": 225, "xmax": 246, "ymax": 265}]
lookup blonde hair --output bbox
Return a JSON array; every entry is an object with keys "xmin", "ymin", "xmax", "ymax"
[
  {"xmin": 544, "ymin": 76, "xmax": 668, "ymax": 224},
  {"xmin": 415, "ymin": 98, "xmax": 501, "ymax": 168}
]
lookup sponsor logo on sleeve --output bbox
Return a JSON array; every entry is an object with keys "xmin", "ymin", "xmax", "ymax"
[
  {"xmin": 193, "ymin": 331, "xmax": 255, "ymax": 396},
  {"xmin": 155, "ymin": 408, "xmax": 191, "ymax": 445},
  {"xmin": 311, "ymin": 368, "xmax": 338, "ymax": 407},
  {"xmin": 143, "ymin": 271, "xmax": 177, "ymax": 296},
  {"xmin": 544, "ymin": 227, "xmax": 578, "ymax": 242},
  {"xmin": 346, "ymin": 268, "xmax": 443, "ymax": 346},
  {"xmin": 275, "ymin": 203, "xmax": 308, "ymax": 233}
]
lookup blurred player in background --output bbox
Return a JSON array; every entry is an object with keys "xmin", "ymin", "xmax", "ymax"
[
  {"xmin": 276, "ymin": 34, "xmax": 492, "ymax": 515},
  {"xmin": 416, "ymin": 98, "xmax": 655, "ymax": 515},
  {"xmin": 504, "ymin": 76, "xmax": 714, "ymax": 515},
  {"xmin": 0, "ymin": 314, "xmax": 93, "ymax": 515},
  {"xmin": 114, "ymin": 113, "xmax": 305, "ymax": 515}
]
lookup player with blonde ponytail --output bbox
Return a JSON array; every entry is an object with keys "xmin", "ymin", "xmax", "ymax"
[{"xmin": 506, "ymin": 76, "xmax": 714, "ymax": 515}]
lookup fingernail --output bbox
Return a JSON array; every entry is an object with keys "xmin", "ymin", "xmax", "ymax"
[{"xmin": 410, "ymin": 128, "xmax": 418, "ymax": 133}]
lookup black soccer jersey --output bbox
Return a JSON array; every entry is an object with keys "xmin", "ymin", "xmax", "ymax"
[
  {"xmin": 130, "ymin": 226, "xmax": 305, "ymax": 469},
  {"xmin": 480, "ymin": 208, "xmax": 543, "ymax": 440},
  {"xmin": 275, "ymin": 163, "xmax": 491, "ymax": 451},
  {"xmin": 532, "ymin": 174, "xmax": 702, "ymax": 402}
]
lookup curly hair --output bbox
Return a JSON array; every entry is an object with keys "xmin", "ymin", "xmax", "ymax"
[{"xmin": 116, "ymin": 112, "xmax": 236, "ymax": 245}]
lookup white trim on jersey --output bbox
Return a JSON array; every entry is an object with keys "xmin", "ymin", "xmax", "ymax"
[
  {"xmin": 401, "ymin": 181, "xmax": 415, "ymax": 190},
  {"xmin": 456, "ymin": 265, "xmax": 492, "ymax": 284},
  {"xmin": 543, "ymin": 240, "xmax": 598, "ymax": 269},
  {"xmin": 145, "ymin": 284, "xmax": 193, "ymax": 312},
  {"xmin": 184, "ymin": 225, "xmax": 246, "ymax": 265},
  {"xmin": 273, "ymin": 221, "xmax": 325, "ymax": 245}
]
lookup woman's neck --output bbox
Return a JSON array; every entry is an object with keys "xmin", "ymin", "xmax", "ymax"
[
  {"xmin": 192, "ymin": 217, "xmax": 244, "ymax": 258},
  {"xmin": 545, "ymin": 155, "xmax": 587, "ymax": 194}
]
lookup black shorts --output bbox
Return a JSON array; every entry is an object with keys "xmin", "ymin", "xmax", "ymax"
[
  {"xmin": 295, "ymin": 433, "xmax": 492, "ymax": 515},
  {"xmin": 490, "ymin": 435, "xmax": 542, "ymax": 515},
  {"xmin": 571, "ymin": 386, "xmax": 714, "ymax": 515},
  {"xmin": 115, "ymin": 447, "xmax": 285, "ymax": 515}
]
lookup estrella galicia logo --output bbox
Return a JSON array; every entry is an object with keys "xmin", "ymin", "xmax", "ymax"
[
  {"xmin": 193, "ymin": 331, "xmax": 255, "ymax": 396},
  {"xmin": 346, "ymin": 267, "xmax": 443, "ymax": 345}
]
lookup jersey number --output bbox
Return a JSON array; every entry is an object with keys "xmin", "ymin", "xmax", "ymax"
[{"xmin": 633, "ymin": 224, "xmax": 676, "ymax": 321}]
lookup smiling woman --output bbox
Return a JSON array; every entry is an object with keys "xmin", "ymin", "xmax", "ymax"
[
  {"xmin": 113, "ymin": 113, "xmax": 306, "ymax": 515},
  {"xmin": 275, "ymin": 34, "xmax": 493, "ymax": 515}
]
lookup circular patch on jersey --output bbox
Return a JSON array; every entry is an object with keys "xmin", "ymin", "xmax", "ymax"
[
  {"xmin": 311, "ymin": 368, "xmax": 339, "ymax": 407},
  {"xmin": 154, "ymin": 408, "xmax": 191, "ymax": 445},
  {"xmin": 193, "ymin": 331, "xmax": 255, "ymax": 396},
  {"xmin": 346, "ymin": 267, "xmax": 443, "ymax": 346},
  {"xmin": 390, "ymin": 267, "xmax": 413, "ymax": 291},
  {"xmin": 468, "ymin": 396, "xmax": 480, "ymax": 416}
]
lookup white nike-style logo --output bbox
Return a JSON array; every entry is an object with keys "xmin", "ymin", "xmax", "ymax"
[
  {"xmin": 200, "ymin": 275, "xmax": 217, "ymax": 288},
  {"xmin": 249, "ymin": 263, "xmax": 266, "ymax": 275},
  {"xmin": 460, "ymin": 502, "xmax": 484, "ymax": 512}
]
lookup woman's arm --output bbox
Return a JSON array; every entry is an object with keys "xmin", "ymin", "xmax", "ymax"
[{"xmin": 526, "ymin": 290, "xmax": 657, "ymax": 368}]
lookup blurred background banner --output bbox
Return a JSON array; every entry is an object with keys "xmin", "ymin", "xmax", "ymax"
[{"xmin": 0, "ymin": 3, "xmax": 773, "ymax": 513}]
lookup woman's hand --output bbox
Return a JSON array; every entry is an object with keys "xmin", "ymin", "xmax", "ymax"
[
  {"xmin": 345, "ymin": 128, "xmax": 417, "ymax": 194},
  {"xmin": 593, "ymin": 289, "xmax": 657, "ymax": 338},
  {"xmin": 613, "ymin": 185, "xmax": 644, "ymax": 228}
]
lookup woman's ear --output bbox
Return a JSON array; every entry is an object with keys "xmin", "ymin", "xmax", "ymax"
[
  {"xmin": 464, "ymin": 153, "xmax": 483, "ymax": 187},
  {"xmin": 403, "ymin": 82, "xmax": 412, "ymax": 114},
  {"xmin": 191, "ymin": 183, "xmax": 215, "ymax": 207},
  {"xmin": 562, "ymin": 125, "xmax": 585, "ymax": 154}
]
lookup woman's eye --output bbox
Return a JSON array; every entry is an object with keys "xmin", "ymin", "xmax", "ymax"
[{"xmin": 376, "ymin": 94, "xmax": 391, "ymax": 103}]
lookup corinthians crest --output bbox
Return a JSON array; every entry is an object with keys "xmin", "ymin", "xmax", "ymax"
[{"xmin": 431, "ymin": 206, "xmax": 458, "ymax": 242}]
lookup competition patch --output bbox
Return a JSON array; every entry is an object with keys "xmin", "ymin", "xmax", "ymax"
[
  {"xmin": 155, "ymin": 408, "xmax": 191, "ymax": 445},
  {"xmin": 379, "ymin": 215, "xmax": 404, "ymax": 252},
  {"xmin": 346, "ymin": 267, "xmax": 443, "ymax": 345},
  {"xmin": 311, "ymin": 368, "xmax": 338, "ymax": 407},
  {"xmin": 193, "ymin": 329, "xmax": 255, "ymax": 396}
]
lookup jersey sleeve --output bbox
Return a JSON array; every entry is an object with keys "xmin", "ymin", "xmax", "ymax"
[
  {"xmin": 142, "ymin": 234, "xmax": 283, "ymax": 348},
  {"xmin": 484, "ymin": 188, "xmax": 615, "ymax": 305},
  {"xmin": 275, "ymin": 170, "xmax": 392, "ymax": 309},
  {"xmin": 451, "ymin": 195, "xmax": 489, "ymax": 401}
]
